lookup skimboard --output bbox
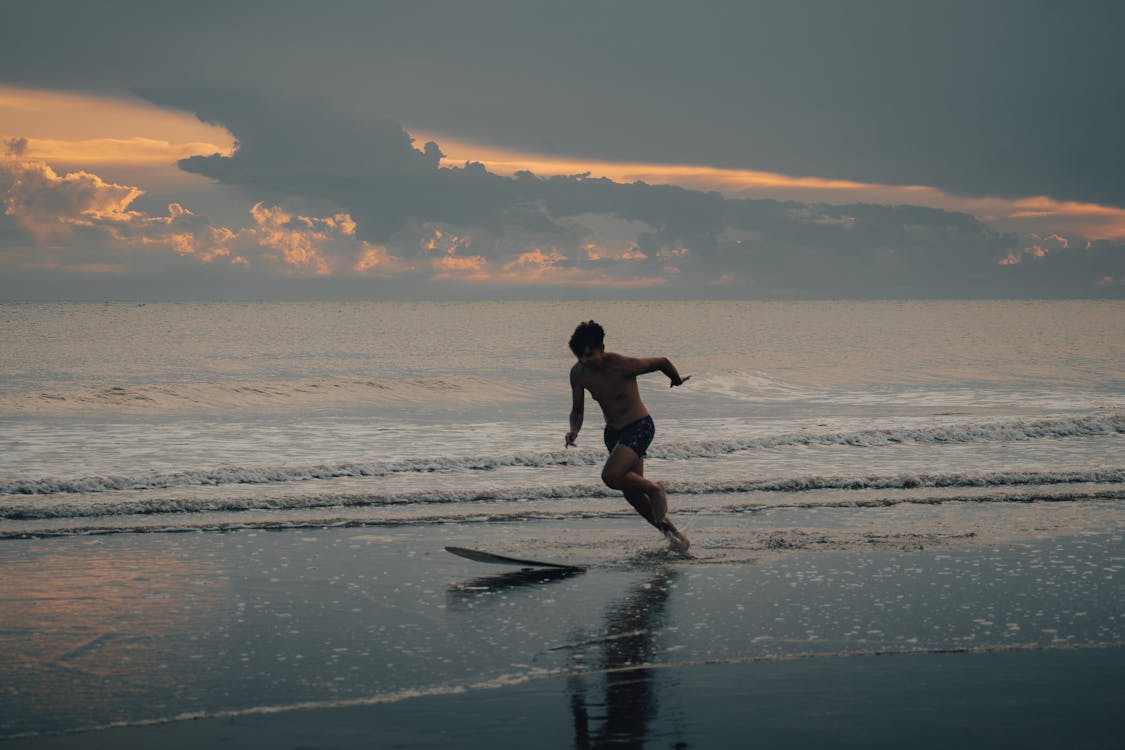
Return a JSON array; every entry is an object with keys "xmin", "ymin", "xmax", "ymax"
[{"xmin": 445, "ymin": 546, "xmax": 586, "ymax": 572}]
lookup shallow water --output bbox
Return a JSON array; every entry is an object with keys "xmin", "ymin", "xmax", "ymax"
[
  {"xmin": 1, "ymin": 300, "xmax": 1123, "ymax": 737},
  {"xmin": 2, "ymin": 302, "xmax": 1123, "ymax": 539},
  {"xmin": 0, "ymin": 523, "xmax": 1121, "ymax": 738}
]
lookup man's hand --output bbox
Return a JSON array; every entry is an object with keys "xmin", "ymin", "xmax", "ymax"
[
  {"xmin": 670, "ymin": 374, "xmax": 692, "ymax": 388},
  {"xmin": 565, "ymin": 431, "xmax": 578, "ymax": 447}
]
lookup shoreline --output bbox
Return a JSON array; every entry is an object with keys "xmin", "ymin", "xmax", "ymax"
[
  {"xmin": 5, "ymin": 646, "xmax": 1123, "ymax": 749},
  {"xmin": 1, "ymin": 517, "xmax": 1122, "ymax": 743}
]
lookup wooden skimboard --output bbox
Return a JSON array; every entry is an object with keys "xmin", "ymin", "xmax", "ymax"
[{"xmin": 445, "ymin": 546, "xmax": 586, "ymax": 572}]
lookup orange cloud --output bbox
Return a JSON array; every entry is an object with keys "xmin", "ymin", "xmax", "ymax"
[
  {"xmin": 997, "ymin": 196, "xmax": 1125, "ymax": 239},
  {"xmin": 1, "ymin": 156, "xmax": 433, "ymax": 275},
  {"xmin": 500, "ymin": 248, "xmax": 567, "ymax": 278},
  {"xmin": 997, "ymin": 232, "xmax": 1073, "ymax": 266},
  {"xmin": 125, "ymin": 204, "xmax": 244, "ymax": 264},
  {"xmin": 431, "ymin": 253, "xmax": 488, "ymax": 277},
  {"xmin": 418, "ymin": 225, "xmax": 488, "ymax": 278},
  {"xmin": 249, "ymin": 203, "xmax": 355, "ymax": 275},
  {"xmin": 409, "ymin": 129, "xmax": 1125, "ymax": 242},
  {"xmin": 1, "ymin": 156, "xmax": 430, "ymax": 275},
  {"xmin": 0, "ymin": 85, "xmax": 234, "ymax": 165},
  {"xmin": 582, "ymin": 240, "xmax": 647, "ymax": 261},
  {"xmin": 4, "ymin": 136, "xmax": 232, "ymax": 167},
  {"xmin": 0, "ymin": 159, "xmax": 255, "ymax": 270},
  {"xmin": 426, "ymin": 244, "xmax": 665, "ymax": 287},
  {"xmin": 421, "ymin": 226, "xmax": 473, "ymax": 255},
  {"xmin": 1, "ymin": 160, "xmax": 143, "ymax": 241},
  {"xmin": 353, "ymin": 243, "xmax": 412, "ymax": 275}
]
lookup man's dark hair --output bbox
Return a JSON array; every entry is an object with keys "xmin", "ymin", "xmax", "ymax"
[{"xmin": 569, "ymin": 320, "xmax": 605, "ymax": 356}]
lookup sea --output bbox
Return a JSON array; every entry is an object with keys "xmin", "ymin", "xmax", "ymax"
[
  {"xmin": 2, "ymin": 299, "xmax": 1123, "ymax": 543},
  {"xmin": 2, "ymin": 299, "xmax": 1125, "ymax": 741}
]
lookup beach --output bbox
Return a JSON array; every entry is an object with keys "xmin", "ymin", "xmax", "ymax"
[
  {"xmin": 2, "ymin": 300, "xmax": 1123, "ymax": 746},
  {"xmin": 2, "ymin": 516, "xmax": 1123, "ymax": 748},
  {"xmin": 7, "ymin": 651, "xmax": 1123, "ymax": 749},
  {"xmin": 6, "ymin": 0, "xmax": 1125, "ymax": 743}
]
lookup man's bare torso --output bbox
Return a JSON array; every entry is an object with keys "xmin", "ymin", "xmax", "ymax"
[{"xmin": 571, "ymin": 353, "xmax": 649, "ymax": 429}]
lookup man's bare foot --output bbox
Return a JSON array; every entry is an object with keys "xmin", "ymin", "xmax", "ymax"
[{"xmin": 657, "ymin": 518, "xmax": 690, "ymax": 552}]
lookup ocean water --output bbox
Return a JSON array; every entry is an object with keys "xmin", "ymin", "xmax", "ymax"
[
  {"xmin": 2, "ymin": 300, "xmax": 1124, "ymax": 740},
  {"xmin": 1, "ymin": 299, "xmax": 1123, "ymax": 543}
]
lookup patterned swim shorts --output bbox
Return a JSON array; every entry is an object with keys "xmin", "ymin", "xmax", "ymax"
[{"xmin": 603, "ymin": 415, "xmax": 656, "ymax": 457}]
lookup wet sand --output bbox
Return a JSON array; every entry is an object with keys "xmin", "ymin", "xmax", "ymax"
[
  {"xmin": 2, "ymin": 512, "xmax": 1123, "ymax": 747},
  {"xmin": 5, "ymin": 647, "xmax": 1123, "ymax": 749}
]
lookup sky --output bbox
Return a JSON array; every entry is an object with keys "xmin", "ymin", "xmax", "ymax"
[{"xmin": 1, "ymin": 0, "xmax": 1123, "ymax": 300}]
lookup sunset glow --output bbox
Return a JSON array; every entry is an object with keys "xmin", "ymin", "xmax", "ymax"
[
  {"xmin": 412, "ymin": 130, "xmax": 1125, "ymax": 242},
  {"xmin": 3, "ymin": 9, "xmax": 1125, "ymax": 743},
  {"xmin": 1, "ymin": 66, "xmax": 1121, "ymax": 297},
  {"xmin": 0, "ymin": 85, "xmax": 234, "ymax": 171}
]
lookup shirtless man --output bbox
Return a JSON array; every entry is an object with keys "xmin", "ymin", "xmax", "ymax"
[{"xmin": 565, "ymin": 320, "xmax": 691, "ymax": 551}]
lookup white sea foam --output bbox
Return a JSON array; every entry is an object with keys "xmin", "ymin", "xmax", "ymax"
[
  {"xmin": 690, "ymin": 371, "xmax": 1125, "ymax": 411},
  {"xmin": 660, "ymin": 412, "xmax": 1125, "ymax": 457},
  {"xmin": 0, "ymin": 376, "xmax": 528, "ymax": 415},
  {"xmin": 4, "ymin": 470, "xmax": 1123, "ymax": 521},
  {"xmin": 4, "ymin": 301, "xmax": 1124, "ymax": 740},
  {"xmin": 4, "ymin": 413, "xmax": 1120, "ymax": 496}
]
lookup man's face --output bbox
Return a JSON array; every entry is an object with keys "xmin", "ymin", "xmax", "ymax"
[{"xmin": 579, "ymin": 345, "xmax": 605, "ymax": 367}]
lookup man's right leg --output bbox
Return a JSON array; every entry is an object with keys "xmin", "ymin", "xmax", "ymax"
[
  {"xmin": 625, "ymin": 461, "xmax": 672, "ymax": 528},
  {"xmin": 602, "ymin": 445, "xmax": 690, "ymax": 551},
  {"xmin": 614, "ymin": 453, "xmax": 689, "ymax": 552},
  {"xmin": 602, "ymin": 446, "xmax": 664, "ymax": 526}
]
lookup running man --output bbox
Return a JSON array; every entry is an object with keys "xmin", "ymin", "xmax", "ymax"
[{"xmin": 565, "ymin": 320, "xmax": 691, "ymax": 551}]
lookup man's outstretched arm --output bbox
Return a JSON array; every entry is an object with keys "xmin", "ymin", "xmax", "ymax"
[{"xmin": 629, "ymin": 356, "xmax": 691, "ymax": 387}]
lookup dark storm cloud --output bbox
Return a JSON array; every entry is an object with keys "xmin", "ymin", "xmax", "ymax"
[
  {"xmin": 999, "ymin": 238, "xmax": 1125, "ymax": 295},
  {"xmin": 2, "ymin": 1, "xmax": 1123, "ymax": 208},
  {"xmin": 160, "ymin": 89, "xmax": 461, "ymax": 242},
  {"xmin": 124, "ymin": 86, "xmax": 1123, "ymax": 298},
  {"xmin": 717, "ymin": 201, "xmax": 1017, "ymax": 297},
  {"xmin": 4, "ymin": 0, "xmax": 1124, "ymax": 299}
]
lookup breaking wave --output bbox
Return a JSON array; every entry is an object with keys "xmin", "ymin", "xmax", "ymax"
[
  {"xmin": 0, "ymin": 376, "xmax": 526, "ymax": 415},
  {"xmin": 4, "ymin": 469, "xmax": 1124, "ymax": 521},
  {"xmin": 4, "ymin": 413, "xmax": 1121, "ymax": 496}
]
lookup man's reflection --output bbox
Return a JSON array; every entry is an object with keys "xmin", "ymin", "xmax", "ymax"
[{"xmin": 568, "ymin": 571, "xmax": 682, "ymax": 749}]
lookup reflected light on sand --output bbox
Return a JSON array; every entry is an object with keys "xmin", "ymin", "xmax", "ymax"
[{"xmin": 0, "ymin": 541, "xmax": 227, "ymax": 720}]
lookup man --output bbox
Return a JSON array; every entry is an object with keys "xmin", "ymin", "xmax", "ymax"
[{"xmin": 565, "ymin": 320, "xmax": 691, "ymax": 551}]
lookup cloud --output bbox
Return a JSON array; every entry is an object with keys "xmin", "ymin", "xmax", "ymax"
[
  {"xmin": 247, "ymin": 202, "xmax": 413, "ymax": 276},
  {"xmin": 0, "ymin": 158, "xmax": 257, "ymax": 271},
  {"xmin": 5, "ymin": 137, "xmax": 28, "ymax": 156},
  {"xmin": 1, "ymin": 160, "xmax": 144, "ymax": 242},
  {"xmin": 0, "ymin": 157, "xmax": 415, "ymax": 276},
  {"xmin": 4, "ymin": 85, "xmax": 1123, "ymax": 299},
  {"xmin": 249, "ymin": 203, "xmax": 346, "ymax": 275},
  {"xmin": 108, "ymin": 201, "xmax": 242, "ymax": 264},
  {"xmin": 422, "ymin": 132, "xmax": 1125, "ymax": 244},
  {"xmin": 7, "ymin": 2, "xmax": 1122, "ymax": 208},
  {"xmin": 999, "ymin": 233, "xmax": 1070, "ymax": 266},
  {"xmin": 8, "ymin": 136, "xmax": 232, "ymax": 167}
]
